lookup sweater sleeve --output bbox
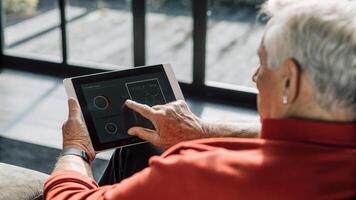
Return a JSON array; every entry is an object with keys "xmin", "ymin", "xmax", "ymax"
[
  {"xmin": 44, "ymin": 140, "xmax": 238, "ymax": 200},
  {"xmin": 44, "ymin": 160, "xmax": 173, "ymax": 200},
  {"xmin": 44, "ymin": 154, "xmax": 192, "ymax": 200}
]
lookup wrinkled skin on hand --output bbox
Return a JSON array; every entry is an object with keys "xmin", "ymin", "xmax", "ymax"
[
  {"xmin": 62, "ymin": 98, "xmax": 96, "ymax": 161},
  {"xmin": 126, "ymin": 99, "xmax": 208, "ymax": 149}
]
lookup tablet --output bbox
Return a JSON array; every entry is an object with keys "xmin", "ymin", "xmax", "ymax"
[{"xmin": 63, "ymin": 64, "xmax": 184, "ymax": 151}]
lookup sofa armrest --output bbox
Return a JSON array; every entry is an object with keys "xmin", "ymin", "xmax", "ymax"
[{"xmin": 0, "ymin": 163, "xmax": 49, "ymax": 200}]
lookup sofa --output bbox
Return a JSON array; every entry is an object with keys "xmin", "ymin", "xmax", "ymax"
[{"xmin": 0, "ymin": 163, "xmax": 48, "ymax": 200}]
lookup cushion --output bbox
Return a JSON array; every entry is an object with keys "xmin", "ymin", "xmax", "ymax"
[{"xmin": 0, "ymin": 163, "xmax": 48, "ymax": 200}]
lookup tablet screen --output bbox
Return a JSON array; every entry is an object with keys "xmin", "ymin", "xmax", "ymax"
[{"xmin": 68, "ymin": 65, "xmax": 181, "ymax": 150}]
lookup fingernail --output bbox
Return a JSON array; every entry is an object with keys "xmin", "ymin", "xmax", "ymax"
[{"xmin": 128, "ymin": 129, "xmax": 134, "ymax": 135}]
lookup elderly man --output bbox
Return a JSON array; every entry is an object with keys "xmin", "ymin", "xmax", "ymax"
[{"xmin": 44, "ymin": 0, "xmax": 356, "ymax": 199}]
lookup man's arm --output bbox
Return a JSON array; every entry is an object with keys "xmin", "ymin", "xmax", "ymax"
[
  {"xmin": 44, "ymin": 98, "xmax": 100, "ymax": 199},
  {"xmin": 53, "ymin": 155, "xmax": 93, "ymax": 178},
  {"xmin": 45, "ymin": 137, "xmax": 255, "ymax": 200},
  {"xmin": 202, "ymin": 121, "xmax": 261, "ymax": 138},
  {"xmin": 53, "ymin": 98, "xmax": 96, "ymax": 177},
  {"xmin": 44, "ymin": 98, "xmax": 259, "ymax": 200},
  {"xmin": 125, "ymin": 100, "xmax": 261, "ymax": 149}
]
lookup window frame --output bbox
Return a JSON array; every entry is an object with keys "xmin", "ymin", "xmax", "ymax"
[{"xmin": 0, "ymin": 0, "xmax": 257, "ymax": 109}]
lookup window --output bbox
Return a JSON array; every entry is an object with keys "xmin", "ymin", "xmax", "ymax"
[
  {"xmin": 3, "ymin": 0, "xmax": 61, "ymax": 62},
  {"xmin": 146, "ymin": 0, "xmax": 193, "ymax": 83},
  {"xmin": 206, "ymin": 1, "xmax": 263, "ymax": 89},
  {"xmin": 67, "ymin": 0, "xmax": 133, "ymax": 69},
  {"xmin": 0, "ymin": 0, "xmax": 261, "ymax": 107}
]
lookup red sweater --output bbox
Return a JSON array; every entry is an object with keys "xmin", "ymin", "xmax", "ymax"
[{"xmin": 44, "ymin": 119, "xmax": 356, "ymax": 199}]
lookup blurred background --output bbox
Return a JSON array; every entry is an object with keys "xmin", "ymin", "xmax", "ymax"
[{"xmin": 0, "ymin": 0, "xmax": 263, "ymax": 179}]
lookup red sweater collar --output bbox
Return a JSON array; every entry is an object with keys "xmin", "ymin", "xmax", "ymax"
[{"xmin": 261, "ymin": 119, "xmax": 356, "ymax": 147}]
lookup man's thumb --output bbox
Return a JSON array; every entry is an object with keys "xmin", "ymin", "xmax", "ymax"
[
  {"xmin": 128, "ymin": 127, "xmax": 157, "ymax": 143},
  {"xmin": 68, "ymin": 98, "xmax": 80, "ymax": 119}
]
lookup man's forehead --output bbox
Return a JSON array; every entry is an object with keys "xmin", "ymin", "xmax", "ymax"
[
  {"xmin": 258, "ymin": 36, "xmax": 267, "ymax": 55},
  {"xmin": 259, "ymin": 18, "xmax": 274, "ymax": 55},
  {"xmin": 258, "ymin": 45, "xmax": 266, "ymax": 57}
]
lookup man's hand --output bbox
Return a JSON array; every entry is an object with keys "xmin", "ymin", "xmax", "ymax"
[
  {"xmin": 62, "ymin": 98, "xmax": 96, "ymax": 161},
  {"xmin": 126, "ymin": 100, "xmax": 208, "ymax": 149}
]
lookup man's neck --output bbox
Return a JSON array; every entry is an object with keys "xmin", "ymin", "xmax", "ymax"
[{"xmin": 290, "ymin": 102, "xmax": 355, "ymax": 122}]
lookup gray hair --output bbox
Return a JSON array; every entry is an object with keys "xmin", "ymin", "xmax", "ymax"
[{"xmin": 261, "ymin": 0, "xmax": 356, "ymax": 115}]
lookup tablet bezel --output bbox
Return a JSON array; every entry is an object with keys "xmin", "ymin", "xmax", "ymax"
[{"xmin": 63, "ymin": 64, "xmax": 184, "ymax": 152}]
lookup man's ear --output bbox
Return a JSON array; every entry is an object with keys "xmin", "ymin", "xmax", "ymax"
[{"xmin": 281, "ymin": 58, "xmax": 301, "ymax": 104}]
